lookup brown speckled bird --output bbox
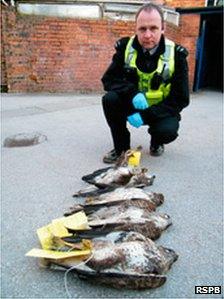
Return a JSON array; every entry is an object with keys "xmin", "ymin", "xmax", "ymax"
[
  {"xmin": 66, "ymin": 187, "xmax": 164, "ymax": 216},
  {"xmin": 54, "ymin": 231, "xmax": 178, "ymax": 289},
  {"xmin": 68, "ymin": 203, "xmax": 171, "ymax": 240}
]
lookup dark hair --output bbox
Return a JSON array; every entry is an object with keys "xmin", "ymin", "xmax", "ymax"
[{"xmin": 135, "ymin": 3, "xmax": 164, "ymax": 24}]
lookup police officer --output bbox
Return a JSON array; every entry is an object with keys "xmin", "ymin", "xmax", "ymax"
[{"xmin": 102, "ymin": 3, "xmax": 189, "ymax": 163}]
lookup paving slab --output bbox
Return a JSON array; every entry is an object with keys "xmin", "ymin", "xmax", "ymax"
[{"xmin": 1, "ymin": 91, "xmax": 223, "ymax": 299}]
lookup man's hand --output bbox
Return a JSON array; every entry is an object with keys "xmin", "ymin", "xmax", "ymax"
[
  {"xmin": 132, "ymin": 93, "xmax": 149, "ymax": 110},
  {"xmin": 127, "ymin": 113, "xmax": 143, "ymax": 128}
]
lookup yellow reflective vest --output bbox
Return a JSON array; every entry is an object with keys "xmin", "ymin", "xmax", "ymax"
[{"xmin": 124, "ymin": 36, "xmax": 175, "ymax": 106}]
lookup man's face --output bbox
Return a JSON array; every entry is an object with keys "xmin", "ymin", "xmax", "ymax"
[{"xmin": 136, "ymin": 9, "xmax": 164, "ymax": 50}]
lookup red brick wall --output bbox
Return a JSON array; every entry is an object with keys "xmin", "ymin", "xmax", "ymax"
[
  {"xmin": 166, "ymin": 14, "xmax": 200, "ymax": 90},
  {"xmin": 1, "ymin": 7, "xmax": 8, "ymax": 90},
  {"xmin": 165, "ymin": 0, "xmax": 205, "ymax": 7},
  {"xmin": 1, "ymin": 6, "xmax": 199, "ymax": 92}
]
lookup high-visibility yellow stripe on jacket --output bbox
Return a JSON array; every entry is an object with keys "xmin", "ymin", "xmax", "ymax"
[{"xmin": 124, "ymin": 36, "xmax": 175, "ymax": 106}]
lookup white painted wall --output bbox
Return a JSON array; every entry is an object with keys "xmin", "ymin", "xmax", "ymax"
[{"xmin": 18, "ymin": 3, "xmax": 102, "ymax": 19}]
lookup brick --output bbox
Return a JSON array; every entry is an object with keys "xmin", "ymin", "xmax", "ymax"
[
  {"xmin": 1, "ymin": 4, "xmax": 200, "ymax": 93},
  {"xmin": 165, "ymin": 0, "xmax": 205, "ymax": 7}
]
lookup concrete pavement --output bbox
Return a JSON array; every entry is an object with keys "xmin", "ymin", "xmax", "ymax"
[{"xmin": 1, "ymin": 91, "xmax": 223, "ymax": 298}]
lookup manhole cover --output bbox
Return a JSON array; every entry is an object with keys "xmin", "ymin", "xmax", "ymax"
[{"xmin": 3, "ymin": 132, "xmax": 47, "ymax": 147}]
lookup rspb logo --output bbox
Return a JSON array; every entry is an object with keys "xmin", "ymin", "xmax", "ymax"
[{"xmin": 195, "ymin": 286, "xmax": 221, "ymax": 295}]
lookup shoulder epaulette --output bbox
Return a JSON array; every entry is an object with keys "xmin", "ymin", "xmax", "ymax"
[
  {"xmin": 114, "ymin": 40, "xmax": 121, "ymax": 50},
  {"xmin": 114, "ymin": 37, "xmax": 129, "ymax": 50},
  {"xmin": 176, "ymin": 45, "xmax": 188, "ymax": 56}
]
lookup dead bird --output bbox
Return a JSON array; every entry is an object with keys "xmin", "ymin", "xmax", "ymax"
[
  {"xmin": 68, "ymin": 204, "xmax": 172, "ymax": 240},
  {"xmin": 88, "ymin": 205, "xmax": 172, "ymax": 240},
  {"xmin": 81, "ymin": 166, "xmax": 155, "ymax": 189},
  {"xmin": 66, "ymin": 187, "xmax": 164, "ymax": 216},
  {"xmin": 73, "ymin": 168, "xmax": 155, "ymax": 197},
  {"xmin": 73, "ymin": 148, "xmax": 154, "ymax": 190},
  {"xmin": 81, "ymin": 149, "xmax": 134, "ymax": 188},
  {"xmin": 85, "ymin": 187, "xmax": 164, "ymax": 206},
  {"xmin": 53, "ymin": 231, "xmax": 178, "ymax": 289}
]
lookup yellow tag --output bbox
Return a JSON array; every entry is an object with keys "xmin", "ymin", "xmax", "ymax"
[
  {"xmin": 25, "ymin": 248, "xmax": 91, "ymax": 260},
  {"xmin": 37, "ymin": 225, "xmax": 53, "ymax": 250},
  {"xmin": 37, "ymin": 211, "xmax": 88, "ymax": 250},
  {"xmin": 37, "ymin": 222, "xmax": 73, "ymax": 250},
  {"xmin": 50, "ymin": 220, "xmax": 73, "ymax": 238},
  {"xmin": 58, "ymin": 211, "xmax": 90, "ymax": 230},
  {"xmin": 128, "ymin": 150, "xmax": 141, "ymax": 167}
]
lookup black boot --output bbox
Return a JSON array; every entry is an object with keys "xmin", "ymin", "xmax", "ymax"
[{"xmin": 150, "ymin": 144, "xmax": 164, "ymax": 157}]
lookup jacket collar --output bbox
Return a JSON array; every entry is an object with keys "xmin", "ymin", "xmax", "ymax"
[{"xmin": 132, "ymin": 34, "xmax": 165, "ymax": 58}]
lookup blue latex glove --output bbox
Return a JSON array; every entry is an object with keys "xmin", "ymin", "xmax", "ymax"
[
  {"xmin": 132, "ymin": 93, "xmax": 149, "ymax": 110},
  {"xmin": 127, "ymin": 113, "xmax": 143, "ymax": 128}
]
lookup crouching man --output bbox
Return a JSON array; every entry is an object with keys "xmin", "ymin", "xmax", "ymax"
[{"xmin": 101, "ymin": 3, "xmax": 189, "ymax": 163}]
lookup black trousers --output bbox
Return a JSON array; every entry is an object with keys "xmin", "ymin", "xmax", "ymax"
[{"xmin": 102, "ymin": 91, "xmax": 180, "ymax": 154}]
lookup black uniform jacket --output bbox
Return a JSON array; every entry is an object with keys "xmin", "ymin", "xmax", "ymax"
[{"xmin": 101, "ymin": 35, "xmax": 190, "ymax": 123}]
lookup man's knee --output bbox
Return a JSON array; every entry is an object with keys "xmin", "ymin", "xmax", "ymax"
[
  {"xmin": 150, "ymin": 117, "xmax": 179, "ymax": 144},
  {"xmin": 163, "ymin": 130, "xmax": 178, "ymax": 144},
  {"xmin": 154, "ymin": 128, "xmax": 178, "ymax": 144}
]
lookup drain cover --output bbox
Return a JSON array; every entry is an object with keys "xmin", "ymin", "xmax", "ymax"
[{"xmin": 3, "ymin": 132, "xmax": 47, "ymax": 147}]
